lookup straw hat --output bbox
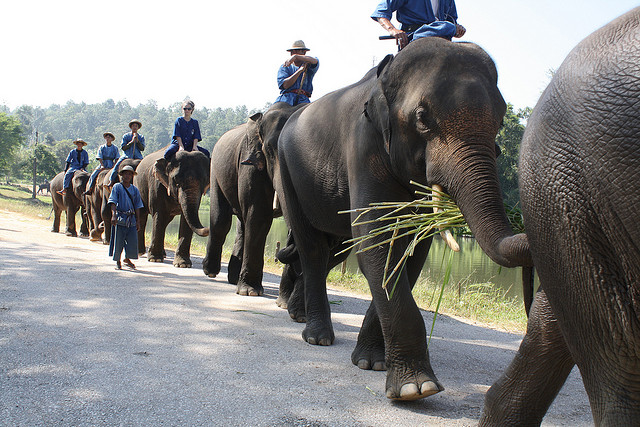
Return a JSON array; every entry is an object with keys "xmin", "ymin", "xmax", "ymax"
[
  {"xmin": 103, "ymin": 132, "xmax": 115, "ymax": 139},
  {"xmin": 128, "ymin": 119, "xmax": 142, "ymax": 129},
  {"xmin": 73, "ymin": 138, "xmax": 87, "ymax": 146},
  {"xmin": 287, "ymin": 40, "xmax": 310, "ymax": 52},
  {"xmin": 118, "ymin": 165, "xmax": 137, "ymax": 175}
]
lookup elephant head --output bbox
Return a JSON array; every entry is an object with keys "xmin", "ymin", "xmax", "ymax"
[
  {"xmin": 154, "ymin": 150, "xmax": 210, "ymax": 237},
  {"xmin": 71, "ymin": 171, "xmax": 90, "ymax": 204},
  {"xmin": 365, "ymin": 38, "xmax": 531, "ymax": 269},
  {"xmin": 244, "ymin": 102, "xmax": 308, "ymax": 181}
]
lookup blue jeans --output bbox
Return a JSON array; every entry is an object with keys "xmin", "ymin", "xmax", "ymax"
[{"xmin": 163, "ymin": 143, "xmax": 210, "ymax": 159}]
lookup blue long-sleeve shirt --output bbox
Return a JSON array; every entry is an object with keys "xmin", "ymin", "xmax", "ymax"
[
  {"xmin": 120, "ymin": 132, "xmax": 145, "ymax": 159},
  {"xmin": 65, "ymin": 148, "xmax": 89, "ymax": 171},
  {"xmin": 108, "ymin": 183, "xmax": 144, "ymax": 226},
  {"xmin": 275, "ymin": 59, "xmax": 320, "ymax": 106},
  {"xmin": 96, "ymin": 144, "xmax": 120, "ymax": 168},
  {"xmin": 371, "ymin": 0, "xmax": 458, "ymax": 27}
]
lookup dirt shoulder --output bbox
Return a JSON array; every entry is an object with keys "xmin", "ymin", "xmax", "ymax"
[{"xmin": 0, "ymin": 210, "xmax": 591, "ymax": 426}]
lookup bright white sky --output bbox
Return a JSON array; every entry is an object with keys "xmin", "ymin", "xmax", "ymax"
[{"xmin": 2, "ymin": 1, "xmax": 639, "ymax": 112}]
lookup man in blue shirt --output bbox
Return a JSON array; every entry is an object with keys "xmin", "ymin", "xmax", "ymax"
[
  {"xmin": 372, "ymin": 0, "xmax": 466, "ymax": 50},
  {"xmin": 164, "ymin": 100, "xmax": 210, "ymax": 159},
  {"xmin": 109, "ymin": 119, "xmax": 145, "ymax": 186},
  {"xmin": 85, "ymin": 132, "xmax": 120, "ymax": 195},
  {"xmin": 57, "ymin": 139, "xmax": 90, "ymax": 196},
  {"xmin": 275, "ymin": 40, "xmax": 319, "ymax": 106}
]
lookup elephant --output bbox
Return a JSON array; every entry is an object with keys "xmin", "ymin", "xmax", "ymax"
[
  {"xmin": 84, "ymin": 159, "xmax": 141, "ymax": 244},
  {"xmin": 202, "ymin": 102, "xmax": 306, "ymax": 296},
  {"xmin": 134, "ymin": 148, "xmax": 210, "ymax": 268},
  {"xmin": 273, "ymin": 36, "xmax": 532, "ymax": 401},
  {"xmin": 480, "ymin": 9, "xmax": 640, "ymax": 426},
  {"xmin": 50, "ymin": 170, "xmax": 90, "ymax": 237}
]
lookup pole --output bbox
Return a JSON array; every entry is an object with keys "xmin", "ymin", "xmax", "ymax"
[{"xmin": 31, "ymin": 131, "xmax": 38, "ymax": 199}]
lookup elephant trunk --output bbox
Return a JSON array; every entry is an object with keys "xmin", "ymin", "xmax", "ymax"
[
  {"xmin": 178, "ymin": 185, "xmax": 209, "ymax": 237},
  {"xmin": 443, "ymin": 144, "xmax": 532, "ymax": 268}
]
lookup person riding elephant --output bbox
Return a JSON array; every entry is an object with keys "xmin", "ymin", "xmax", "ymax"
[
  {"xmin": 274, "ymin": 36, "xmax": 532, "ymax": 401},
  {"xmin": 84, "ymin": 132, "xmax": 119, "ymax": 196},
  {"xmin": 134, "ymin": 148, "xmax": 210, "ymax": 268},
  {"xmin": 202, "ymin": 102, "xmax": 307, "ymax": 296},
  {"xmin": 481, "ymin": 8, "xmax": 640, "ymax": 426},
  {"xmin": 50, "ymin": 169, "xmax": 90, "ymax": 237},
  {"xmin": 56, "ymin": 139, "xmax": 89, "ymax": 197},
  {"xmin": 85, "ymin": 158, "xmax": 141, "ymax": 244},
  {"xmin": 108, "ymin": 119, "xmax": 145, "ymax": 186}
]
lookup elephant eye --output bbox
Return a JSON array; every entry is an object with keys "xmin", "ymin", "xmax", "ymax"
[{"xmin": 416, "ymin": 107, "xmax": 436, "ymax": 136}]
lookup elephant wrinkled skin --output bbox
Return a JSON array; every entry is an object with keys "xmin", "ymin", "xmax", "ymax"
[
  {"xmin": 481, "ymin": 8, "xmax": 640, "ymax": 426},
  {"xmin": 134, "ymin": 148, "xmax": 210, "ymax": 268},
  {"xmin": 275, "ymin": 37, "xmax": 531, "ymax": 401}
]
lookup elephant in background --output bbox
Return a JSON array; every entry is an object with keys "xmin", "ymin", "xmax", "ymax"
[
  {"xmin": 85, "ymin": 159, "xmax": 141, "ymax": 244},
  {"xmin": 202, "ymin": 102, "xmax": 306, "ymax": 296},
  {"xmin": 481, "ymin": 8, "xmax": 640, "ymax": 426},
  {"xmin": 50, "ymin": 170, "xmax": 89, "ymax": 237},
  {"xmin": 134, "ymin": 148, "xmax": 210, "ymax": 268},
  {"xmin": 274, "ymin": 36, "xmax": 531, "ymax": 401}
]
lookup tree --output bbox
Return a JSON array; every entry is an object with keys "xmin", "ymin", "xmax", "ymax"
[
  {"xmin": 495, "ymin": 104, "xmax": 530, "ymax": 206},
  {"xmin": 0, "ymin": 113, "xmax": 25, "ymax": 178}
]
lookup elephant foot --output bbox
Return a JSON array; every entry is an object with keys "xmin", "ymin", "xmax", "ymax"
[
  {"xmin": 173, "ymin": 256, "xmax": 192, "ymax": 268},
  {"xmin": 351, "ymin": 342, "xmax": 386, "ymax": 371},
  {"xmin": 236, "ymin": 282, "xmax": 263, "ymax": 296},
  {"xmin": 384, "ymin": 361, "xmax": 443, "ymax": 401},
  {"xmin": 276, "ymin": 294, "xmax": 289, "ymax": 309},
  {"xmin": 202, "ymin": 258, "xmax": 220, "ymax": 278},
  {"xmin": 102, "ymin": 240, "xmax": 109, "ymax": 245},
  {"xmin": 80, "ymin": 233, "xmax": 89, "ymax": 238},
  {"xmin": 65, "ymin": 231, "xmax": 77, "ymax": 237},
  {"xmin": 302, "ymin": 319, "xmax": 334, "ymax": 346},
  {"xmin": 147, "ymin": 254, "xmax": 164, "ymax": 263}
]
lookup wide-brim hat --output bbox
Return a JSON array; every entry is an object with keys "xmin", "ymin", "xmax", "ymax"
[
  {"xmin": 287, "ymin": 40, "xmax": 310, "ymax": 52},
  {"xmin": 73, "ymin": 138, "xmax": 87, "ymax": 146},
  {"xmin": 118, "ymin": 165, "xmax": 137, "ymax": 175},
  {"xmin": 128, "ymin": 119, "xmax": 142, "ymax": 129},
  {"xmin": 103, "ymin": 132, "xmax": 115, "ymax": 139}
]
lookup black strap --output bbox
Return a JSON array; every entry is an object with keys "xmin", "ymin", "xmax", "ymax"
[{"xmin": 122, "ymin": 185, "xmax": 136, "ymax": 209}]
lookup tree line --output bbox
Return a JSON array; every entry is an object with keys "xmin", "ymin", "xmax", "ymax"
[{"xmin": 0, "ymin": 99, "xmax": 528, "ymax": 206}]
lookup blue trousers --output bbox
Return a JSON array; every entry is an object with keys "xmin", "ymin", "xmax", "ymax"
[
  {"xmin": 87, "ymin": 167, "xmax": 104, "ymax": 190},
  {"xmin": 109, "ymin": 224, "xmax": 138, "ymax": 261},
  {"xmin": 63, "ymin": 168, "xmax": 81, "ymax": 189},
  {"xmin": 163, "ymin": 143, "xmax": 210, "ymax": 159}
]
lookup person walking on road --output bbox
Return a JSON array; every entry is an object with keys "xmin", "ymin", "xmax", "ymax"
[{"xmin": 108, "ymin": 165, "xmax": 143, "ymax": 270}]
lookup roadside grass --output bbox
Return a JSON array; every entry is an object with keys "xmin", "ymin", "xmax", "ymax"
[{"xmin": 1, "ymin": 183, "xmax": 528, "ymax": 332}]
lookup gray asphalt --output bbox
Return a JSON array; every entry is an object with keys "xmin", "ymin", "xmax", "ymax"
[{"xmin": 0, "ymin": 211, "xmax": 592, "ymax": 426}]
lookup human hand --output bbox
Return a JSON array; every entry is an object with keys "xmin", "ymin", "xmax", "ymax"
[
  {"xmin": 390, "ymin": 28, "xmax": 409, "ymax": 50},
  {"xmin": 454, "ymin": 24, "xmax": 466, "ymax": 38}
]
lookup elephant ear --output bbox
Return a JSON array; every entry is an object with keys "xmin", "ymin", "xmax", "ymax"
[
  {"xmin": 153, "ymin": 158, "xmax": 170, "ymax": 190},
  {"xmin": 364, "ymin": 54, "xmax": 394, "ymax": 153}
]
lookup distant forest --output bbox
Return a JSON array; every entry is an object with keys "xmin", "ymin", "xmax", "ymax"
[{"xmin": 0, "ymin": 99, "xmax": 529, "ymax": 206}]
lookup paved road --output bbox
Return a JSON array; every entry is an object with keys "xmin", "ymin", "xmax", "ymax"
[{"xmin": 0, "ymin": 210, "xmax": 592, "ymax": 426}]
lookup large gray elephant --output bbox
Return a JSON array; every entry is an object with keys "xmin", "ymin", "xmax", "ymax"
[
  {"xmin": 481, "ymin": 9, "xmax": 640, "ymax": 426},
  {"xmin": 202, "ymin": 102, "xmax": 305, "ymax": 296},
  {"xmin": 274, "ymin": 36, "xmax": 532, "ymax": 401},
  {"xmin": 50, "ymin": 170, "xmax": 90, "ymax": 237},
  {"xmin": 134, "ymin": 148, "xmax": 210, "ymax": 268}
]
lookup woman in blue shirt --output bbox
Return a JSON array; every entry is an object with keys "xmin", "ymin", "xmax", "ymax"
[{"xmin": 164, "ymin": 100, "xmax": 210, "ymax": 159}]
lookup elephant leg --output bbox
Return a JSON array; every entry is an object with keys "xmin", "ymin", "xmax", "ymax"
[
  {"xmin": 174, "ymin": 215, "xmax": 194, "ymax": 268},
  {"xmin": 148, "ymin": 211, "xmax": 171, "ymax": 262},
  {"xmin": 101, "ymin": 198, "xmax": 113, "ymax": 245},
  {"xmin": 65, "ymin": 202, "xmax": 78, "ymax": 237},
  {"xmin": 352, "ymin": 237, "xmax": 430, "ymax": 374},
  {"xmin": 357, "ymin": 237, "xmax": 441, "ymax": 401},
  {"xmin": 480, "ymin": 290, "xmax": 575, "ymax": 426},
  {"xmin": 52, "ymin": 205, "xmax": 62, "ymax": 233},
  {"xmin": 228, "ymin": 220, "xmax": 243, "ymax": 285},
  {"xmin": 136, "ymin": 208, "xmax": 148, "ymax": 254},
  {"xmin": 277, "ymin": 262, "xmax": 295, "ymax": 309},
  {"xmin": 203, "ymin": 183, "xmax": 232, "ymax": 278},
  {"xmin": 79, "ymin": 206, "xmax": 89, "ymax": 237},
  {"xmin": 236, "ymin": 212, "xmax": 273, "ymax": 297},
  {"xmin": 286, "ymin": 261, "xmax": 306, "ymax": 323}
]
